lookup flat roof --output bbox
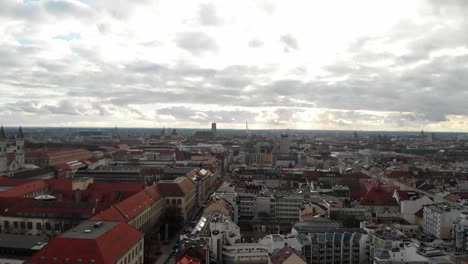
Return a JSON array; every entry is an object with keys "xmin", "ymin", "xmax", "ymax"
[
  {"xmin": 0, "ymin": 234, "xmax": 48, "ymax": 250},
  {"xmin": 62, "ymin": 221, "xmax": 119, "ymax": 239}
]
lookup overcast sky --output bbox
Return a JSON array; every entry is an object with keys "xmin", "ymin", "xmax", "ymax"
[{"xmin": 1, "ymin": 0, "xmax": 468, "ymax": 131}]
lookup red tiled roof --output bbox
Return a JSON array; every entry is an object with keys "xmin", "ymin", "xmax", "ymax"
[
  {"xmin": 46, "ymin": 179, "xmax": 72, "ymax": 191},
  {"xmin": 0, "ymin": 180, "xmax": 48, "ymax": 198},
  {"xmin": 26, "ymin": 221, "xmax": 143, "ymax": 264},
  {"xmin": 0, "ymin": 177, "xmax": 36, "ymax": 187},
  {"xmin": 177, "ymin": 256, "xmax": 201, "ymax": 264},
  {"xmin": 114, "ymin": 190, "xmax": 155, "ymax": 220},
  {"xmin": 360, "ymin": 179, "xmax": 378, "ymax": 192},
  {"xmin": 176, "ymin": 247, "xmax": 207, "ymax": 264},
  {"xmin": 158, "ymin": 177, "xmax": 195, "ymax": 197},
  {"xmin": 91, "ymin": 206, "xmax": 127, "ymax": 222},
  {"xmin": 144, "ymin": 184, "xmax": 162, "ymax": 201},
  {"xmin": 26, "ymin": 148, "xmax": 91, "ymax": 159},
  {"xmin": 359, "ymin": 186, "xmax": 398, "ymax": 206},
  {"xmin": 54, "ymin": 163, "xmax": 75, "ymax": 170},
  {"xmin": 92, "ymin": 185, "xmax": 162, "ymax": 226},
  {"xmin": 272, "ymin": 245, "xmax": 302, "ymax": 264}
]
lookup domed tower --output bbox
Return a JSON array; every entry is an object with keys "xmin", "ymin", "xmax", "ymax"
[
  {"xmin": 0, "ymin": 126, "xmax": 7, "ymax": 173},
  {"xmin": 15, "ymin": 126, "xmax": 25, "ymax": 169},
  {"xmin": 171, "ymin": 129, "xmax": 178, "ymax": 140}
]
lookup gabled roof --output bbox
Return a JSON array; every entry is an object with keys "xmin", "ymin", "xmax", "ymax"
[
  {"xmin": 91, "ymin": 206, "xmax": 127, "ymax": 222},
  {"xmin": 92, "ymin": 184, "xmax": 158, "ymax": 223},
  {"xmin": 144, "ymin": 184, "xmax": 162, "ymax": 201},
  {"xmin": 176, "ymin": 246, "xmax": 207, "ymax": 264},
  {"xmin": 271, "ymin": 245, "xmax": 305, "ymax": 264},
  {"xmin": 158, "ymin": 177, "xmax": 195, "ymax": 197},
  {"xmin": 359, "ymin": 186, "xmax": 398, "ymax": 206},
  {"xmin": 114, "ymin": 190, "xmax": 155, "ymax": 220},
  {"xmin": 25, "ymin": 221, "xmax": 143, "ymax": 264}
]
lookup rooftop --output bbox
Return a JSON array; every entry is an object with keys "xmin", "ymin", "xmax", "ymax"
[
  {"xmin": 62, "ymin": 221, "xmax": 119, "ymax": 239},
  {"xmin": 0, "ymin": 233, "xmax": 48, "ymax": 250}
]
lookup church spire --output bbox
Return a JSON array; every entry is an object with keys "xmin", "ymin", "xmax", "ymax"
[
  {"xmin": 0, "ymin": 125, "xmax": 5, "ymax": 140},
  {"xmin": 16, "ymin": 126, "xmax": 24, "ymax": 139}
]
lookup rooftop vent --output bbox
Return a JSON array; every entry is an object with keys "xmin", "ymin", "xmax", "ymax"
[
  {"xmin": 84, "ymin": 229, "xmax": 92, "ymax": 233},
  {"xmin": 93, "ymin": 221, "xmax": 103, "ymax": 228}
]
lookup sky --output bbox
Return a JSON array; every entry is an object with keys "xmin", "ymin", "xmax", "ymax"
[{"xmin": 1, "ymin": 0, "xmax": 468, "ymax": 131}]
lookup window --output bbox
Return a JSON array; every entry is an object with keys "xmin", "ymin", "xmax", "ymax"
[
  {"xmin": 54, "ymin": 223, "xmax": 60, "ymax": 230},
  {"xmin": 36, "ymin": 223, "xmax": 42, "ymax": 230},
  {"xmin": 13, "ymin": 222, "xmax": 18, "ymax": 228},
  {"xmin": 27, "ymin": 222, "xmax": 32, "ymax": 229},
  {"xmin": 4, "ymin": 221, "xmax": 9, "ymax": 229},
  {"xmin": 20, "ymin": 222, "xmax": 25, "ymax": 229},
  {"xmin": 45, "ymin": 223, "xmax": 51, "ymax": 230}
]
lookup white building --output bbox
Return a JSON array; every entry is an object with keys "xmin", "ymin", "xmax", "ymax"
[
  {"xmin": 423, "ymin": 203, "xmax": 461, "ymax": 239},
  {"xmin": 452, "ymin": 211, "xmax": 468, "ymax": 253},
  {"xmin": 393, "ymin": 190, "xmax": 434, "ymax": 224}
]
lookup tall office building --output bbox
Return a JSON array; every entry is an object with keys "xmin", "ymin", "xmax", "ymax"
[
  {"xmin": 212, "ymin": 123, "xmax": 217, "ymax": 137},
  {"xmin": 279, "ymin": 133, "xmax": 290, "ymax": 154}
]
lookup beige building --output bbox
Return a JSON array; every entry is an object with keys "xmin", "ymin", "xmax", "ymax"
[{"xmin": 158, "ymin": 177, "xmax": 197, "ymax": 224}]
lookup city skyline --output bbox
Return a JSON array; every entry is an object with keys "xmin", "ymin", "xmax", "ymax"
[{"xmin": 1, "ymin": 0, "xmax": 468, "ymax": 131}]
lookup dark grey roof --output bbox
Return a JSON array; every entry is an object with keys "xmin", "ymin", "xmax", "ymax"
[
  {"xmin": 11, "ymin": 168, "xmax": 56, "ymax": 179},
  {"xmin": 0, "ymin": 234, "xmax": 48, "ymax": 249},
  {"xmin": 62, "ymin": 221, "xmax": 119, "ymax": 239}
]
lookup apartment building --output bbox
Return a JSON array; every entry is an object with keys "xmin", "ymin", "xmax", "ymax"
[
  {"xmin": 158, "ymin": 177, "xmax": 197, "ymax": 225},
  {"xmin": 423, "ymin": 203, "xmax": 461, "ymax": 239},
  {"xmin": 452, "ymin": 211, "xmax": 468, "ymax": 253}
]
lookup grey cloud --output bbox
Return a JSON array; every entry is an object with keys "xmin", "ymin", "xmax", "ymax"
[
  {"xmin": 176, "ymin": 32, "xmax": 218, "ymax": 55},
  {"xmin": 2, "ymin": 0, "xmax": 468, "ymax": 130},
  {"xmin": 4, "ymin": 100, "xmax": 83, "ymax": 116},
  {"xmin": 198, "ymin": 3, "xmax": 222, "ymax": 26},
  {"xmin": 280, "ymin": 34, "xmax": 298, "ymax": 51},
  {"xmin": 248, "ymin": 39, "xmax": 264, "ymax": 48},
  {"xmin": 156, "ymin": 107, "xmax": 256, "ymax": 123}
]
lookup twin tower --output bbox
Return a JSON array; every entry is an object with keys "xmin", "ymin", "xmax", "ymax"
[{"xmin": 0, "ymin": 126, "xmax": 25, "ymax": 173}]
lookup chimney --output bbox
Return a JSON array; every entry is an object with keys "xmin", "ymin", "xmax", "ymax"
[
  {"xmin": 75, "ymin": 189, "xmax": 81, "ymax": 203},
  {"xmin": 58, "ymin": 193, "xmax": 63, "ymax": 202}
]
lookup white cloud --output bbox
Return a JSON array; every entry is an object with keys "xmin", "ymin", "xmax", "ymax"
[{"xmin": 0, "ymin": 0, "xmax": 468, "ymax": 131}]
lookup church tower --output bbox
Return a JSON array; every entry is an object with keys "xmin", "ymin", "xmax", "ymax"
[
  {"xmin": 0, "ymin": 126, "xmax": 6, "ymax": 173},
  {"xmin": 15, "ymin": 126, "xmax": 25, "ymax": 169},
  {"xmin": 160, "ymin": 127, "xmax": 166, "ymax": 142}
]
